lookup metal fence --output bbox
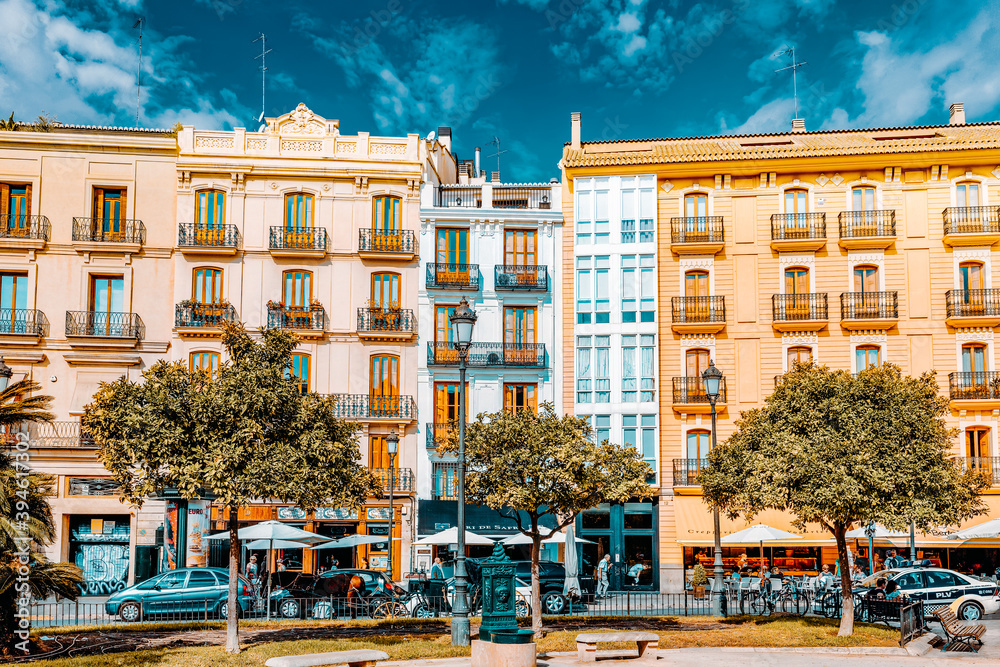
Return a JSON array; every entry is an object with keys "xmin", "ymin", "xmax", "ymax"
[
  {"xmin": 72, "ymin": 218, "xmax": 146, "ymax": 244},
  {"xmin": 943, "ymin": 206, "xmax": 1000, "ymax": 235},
  {"xmin": 177, "ymin": 223, "xmax": 241, "ymax": 249},
  {"xmin": 900, "ymin": 600, "xmax": 927, "ymax": 645},
  {"xmin": 0, "ymin": 214, "xmax": 51, "ymax": 241}
]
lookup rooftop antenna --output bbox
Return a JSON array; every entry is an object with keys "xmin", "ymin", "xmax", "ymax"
[
  {"xmin": 133, "ymin": 18, "xmax": 144, "ymax": 127},
  {"xmin": 774, "ymin": 47, "xmax": 807, "ymax": 120},
  {"xmin": 252, "ymin": 33, "xmax": 271, "ymax": 128},
  {"xmin": 485, "ymin": 136, "xmax": 507, "ymax": 180}
]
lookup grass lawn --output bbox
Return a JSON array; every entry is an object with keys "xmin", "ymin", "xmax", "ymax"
[{"xmin": 26, "ymin": 616, "xmax": 899, "ymax": 666}]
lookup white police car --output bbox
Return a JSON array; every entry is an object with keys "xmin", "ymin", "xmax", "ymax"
[{"xmin": 860, "ymin": 567, "xmax": 999, "ymax": 620}]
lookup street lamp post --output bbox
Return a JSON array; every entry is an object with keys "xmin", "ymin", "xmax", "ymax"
[
  {"xmin": 449, "ymin": 296, "xmax": 477, "ymax": 647},
  {"xmin": 701, "ymin": 359, "xmax": 725, "ymax": 617},
  {"xmin": 386, "ymin": 429, "xmax": 399, "ymax": 582},
  {"xmin": 0, "ymin": 357, "xmax": 12, "ymax": 391}
]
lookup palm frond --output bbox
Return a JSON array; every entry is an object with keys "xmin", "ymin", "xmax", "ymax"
[{"xmin": 0, "ymin": 379, "xmax": 54, "ymax": 428}]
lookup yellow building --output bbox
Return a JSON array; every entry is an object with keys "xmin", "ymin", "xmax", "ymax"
[{"xmin": 561, "ymin": 105, "xmax": 1000, "ymax": 592}]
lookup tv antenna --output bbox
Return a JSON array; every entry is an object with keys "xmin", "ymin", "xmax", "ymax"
[
  {"xmin": 252, "ymin": 33, "xmax": 271, "ymax": 127},
  {"xmin": 133, "ymin": 18, "xmax": 144, "ymax": 127},
  {"xmin": 485, "ymin": 136, "xmax": 507, "ymax": 179},
  {"xmin": 774, "ymin": 47, "xmax": 807, "ymax": 119}
]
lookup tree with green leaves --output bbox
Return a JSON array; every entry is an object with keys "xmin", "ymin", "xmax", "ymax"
[
  {"xmin": 700, "ymin": 363, "xmax": 987, "ymax": 636},
  {"xmin": 0, "ymin": 380, "xmax": 83, "ymax": 656},
  {"xmin": 452, "ymin": 404, "xmax": 652, "ymax": 637},
  {"xmin": 85, "ymin": 323, "xmax": 379, "ymax": 653}
]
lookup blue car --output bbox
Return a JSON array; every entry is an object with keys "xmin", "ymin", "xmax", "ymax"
[{"xmin": 105, "ymin": 567, "xmax": 253, "ymax": 622}]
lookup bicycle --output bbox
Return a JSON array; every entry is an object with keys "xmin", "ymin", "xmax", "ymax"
[{"xmin": 770, "ymin": 579, "xmax": 809, "ymax": 616}]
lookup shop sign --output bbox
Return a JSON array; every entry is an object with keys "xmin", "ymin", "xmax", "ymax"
[
  {"xmin": 277, "ymin": 507, "xmax": 307, "ymax": 520},
  {"xmin": 185, "ymin": 500, "xmax": 211, "ymax": 568},
  {"xmin": 316, "ymin": 507, "xmax": 359, "ymax": 520},
  {"xmin": 367, "ymin": 507, "xmax": 391, "ymax": 521},
  {"xmin": 369, "ymin": 555, "xmax": 389, "ymax": 569}
]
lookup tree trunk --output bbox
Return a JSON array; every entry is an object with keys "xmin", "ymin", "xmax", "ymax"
[
  {"xmin": 835, "ymin": 522, "xmax": 854, "ymax": 637},
  {"xmin": 226, "ymin": 505, "xmax": 240, "ymax": 654},
  {"xmin": 531, "ymin": 535, "xmax": 542, "ymax": 640}
]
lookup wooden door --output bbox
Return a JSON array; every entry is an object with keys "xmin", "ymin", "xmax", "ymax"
[{"xmin": 504, "ymin": 306, "xmax": 536, "ymax": 364}]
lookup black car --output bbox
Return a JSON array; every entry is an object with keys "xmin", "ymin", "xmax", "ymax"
[{"xmin": 512, "ymin": 561, "xmax": 595, "ymax": 613}]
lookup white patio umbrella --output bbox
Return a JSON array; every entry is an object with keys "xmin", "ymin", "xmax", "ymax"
[
  {"xmin": 501, "ymin": 532, "xmax": 596, "ymax": 546},
  {"xmin": 562, "ymin": 525, "xmax": 582, "ymax": 598},
  {"xmin": 721, "ymin": 524, "xmax": 802, "ymax": 572},
  {"xmin": 412, "ymin": 526, "xmax": 495, "ymax": 546},
  {"xmin": 845, "ymin": 524, "xmax": 909, "ymax": 539},
  {"xmin": 946, "ymin": 518, "xmax": 1000, "ymax": 540},
  {"xmin": 244, "ymin": 538, "xmax": 314, "ymax": 550},
  {"xmin": 309, "ymin": 534, "xmax": 401, "ymax": 549}
]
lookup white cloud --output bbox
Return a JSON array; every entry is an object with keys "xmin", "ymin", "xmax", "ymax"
[
  {"xmin": 721, "ymin": 98, "xmax": 795, "ymax": 135},
  {"xmin": 0, "ymin": 0, "xmax": 248, "ymax": 129}
]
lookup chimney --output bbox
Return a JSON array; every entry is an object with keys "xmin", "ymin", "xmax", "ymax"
[
  {"xmin": 571, "ymin": 112, "xmax": 581, "ymax": 149},
  {"xmin": 474, "ymin": 146, "xmax": 481, "ymax": 177},
  {"xmin": 437, "ymin": 126, "xmax": 452, "ymax": 151},
  {"xmin": 950, "ymin": 103, "xmax": 965, "ymax": 125},
  {"xmin": 791, "ymin": 118, "xmax": 806, "ymax": 133}
]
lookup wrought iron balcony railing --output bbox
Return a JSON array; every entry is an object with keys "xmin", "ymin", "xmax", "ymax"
[
  {"xmin": 670, "ymin": 216, "xmax": 724, "ymax": 244},
  {"xmin": 0, "ymin": 215, "xmax": 50, "ymax": 241},
  {"xmin": 432, "ymin": 462, "xmax": 459, "ymax": 500},
  {"xmin": 427, "ymin": 342, "xmax": 546, "ymax": 367},
  {"xmin": 358, "ymin": 228, "xmax": 416, "ymax": 254},
  {"xmin": 672, "ymin": 458, "xmax": 709, "ymax": 486},
  {"xmin": 770, "ymin": 213, "xmax": 826, "ymax": 240},
  {"xmin": 492, "ymin": 186, "xmax": 553, "ymax": 209},
  {"xmin": 838, "ymin": 210, "xmax": 896, "ymax": 238},
  {"xmin": 952, "ymin": 457, "xmax": 1000, "ymax": 485},
  {"xmin": 425, "ymin": 422, "xmax": 460, "ymax": 450},
  {"xmin": 267, "ymin": 304, "xmax": 326, "ymax": 331},
  {"xmin": 370, "ymin": 467, "xmax": 415, "ymax": 493},
  {"xmin": 269, "ymin": 226, "xmax": 328, "ymax": 251},
  {"xmin": 329, "ymin": 393, "xmax": 416, "ymax": 421},
  {"xmin": 494, "ymin": 265, "xmax": 548, "ymax": 290},
  {"xmin": 436, "ymin": 187, "xmax": 483, "ymax": 208},
  {"xmin": 943, "ymin": 206, "xmax": 1000, "ymax": 235},
  {"xmin": 8, "ymin": 421, "xmax": 95, "ymax": 448},
  {"xmin": 671, "ymin": 296, "xmax": 725, "ymax": 323},
  {"xmin": 426, "ymin": 263, "xmax": 480, "ymax": 290},
  {"xmin": 175, "ymin": 303, "xmax": 237, "ymax": 328},
  {"xmin": 948, "ymin": 371, "xmax": 1000, "ymax": 401},
  {"xmin": 72, "ymin": 218, "xmax": 146, "ymax": 244},
  {"xmin": 946, "ymin": 289, "xmax": 1000, "ymax": 319},
  {"xmin": 0, "ymin": 309, "xmax": 46, "ymax": 336},
  {"xmin": 177, "ymin": 223, "xmax": 241, "ymax": 249},
  {"xmin": 772, "ymin": 293, "xmax": 828, "ymax": 321},
  {"xmin": 840, "ymin": 291, "xmax": 898, "ymax": 320},
  {"xmin": 672, "ymin": 376, "xmax": 727, "ymax": 404},
  {"xmin": 357, "ymin": 308, "xmax": 415, "ymax": 335},
  {"xmin": 65, "ymin": 311, "xmax": 144, "ymax": 339}
]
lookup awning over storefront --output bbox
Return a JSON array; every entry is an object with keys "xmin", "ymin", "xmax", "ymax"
[
  {"xmin": 417, "ymin": 500, "xmax": 557, "ymax": 538},
  {"xmin": 674, "ymin": 497, "xmax": 832, "ymax": 546}
]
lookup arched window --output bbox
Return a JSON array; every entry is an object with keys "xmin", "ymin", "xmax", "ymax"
[
  {"xmin": 189, "ymin": 351, "xmax": 219, "ymax": 373},
  {"xmin": 284, "ymin": 193, "xmax": 314, "ymax": 230},
  {"xmin": 371, "ymin": 272, "xmax": 400, "ymax": 310},
  {"xmin": 686, "ymin": 348, "xmax": 710, "ymax": 377},
  {"xmin": 966, "ymin": 427, "xmax": 990, "ymax": 459},
  {"xmin": 960, "ymin": 261, "xmax": 984, "ymax": 292},
  {"xmin": 962, "ymin": 343, "xmax": 987, "ymax": 374},
  {"xmin": 853, "ymin": 265, "xmax": 878, "ymax": 293},
  {"xmin": 787, "ymin": 346, "xmax": 812, "ymax": 368},
  {"xmin": 287, "ymin": 353, "xmax": 310, "ymax": 393},
  {"xmin": 282, "ymin": 270, "xmax": 312, "ymax": 308},
  {"xmin": 856, "ymin": 345, "xmax": 880, "ymax": 371},
  {"xmin": 686, "ymin": 429, "xmax": 711, "ymax": 460},
  {"xmin": 784, "ymin": 267, "xmax": 809, "ymax": 294},
  {"xmin": 685, "ymin": 270, "xmax": 709, "ymax": 297},
  {"xmin": 192, "ymin": 267, "xmax": 223, "ymax": 304},
  {"xmin": 784, "ymin": 188, "xmax": 809, "ymax": 229},
  {"xmin": 684, "ymin": 193, "xmax": 708, "ymax": 232},
  {"xmin": 196, "ymin": 190, "xmax": 226, "ymax": 229},
  {"xmin": 957, "ymin": 181, "xmax": 981, "ymax": 208},
  {"xmin": 852, "ymin": 186, "xmax": 875, "ymax": 211}
]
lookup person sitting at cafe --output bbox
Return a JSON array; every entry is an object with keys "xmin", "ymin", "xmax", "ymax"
[
  {"xmin": 866, "ymin": 577, "xmax": 888, "ymax": 601},
  {"xmin": 885, "ymin": 579, "xmax": 903, "ymax": 600},
  {"xmin": 817, "ymin": 564, "xmax": 835, "ymax": 590},
  {"xmin": 851, "ymin": 563, "xmax": 865, "ymax": 583}
]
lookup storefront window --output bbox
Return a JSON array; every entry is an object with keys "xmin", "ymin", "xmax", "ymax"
[
  {"xmin": 579, "ymin": 500, "xmax": 657, "ymax": 591},
  {"xmin": 69, "ymin": 515, "xmax": 131, "ymax": 596}
]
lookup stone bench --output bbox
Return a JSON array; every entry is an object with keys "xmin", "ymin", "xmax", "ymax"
[
  {"xmin": 576, "ymin": 631, "xmax": 658, "ymax": 663},
  {"xmin": 264, "ymin": 650, "xmax": 390, "ymax": 667}
]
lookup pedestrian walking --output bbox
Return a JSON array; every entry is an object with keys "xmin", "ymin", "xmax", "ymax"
[
  {"xmin": 596, "ymin": 554, "xmax": 611, "ymax": 598},
  {"xmin": 430, "ymin": 556, "xmax": 445, "ymax": 580}
]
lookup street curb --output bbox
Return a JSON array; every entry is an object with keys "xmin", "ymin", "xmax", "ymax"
[
  {"xmin": 904, "ymin": 633, "xmax": 938, "ymax": 656},
  {"xmin": 713, "ymin": 646, "xmax": 909, "ymax": 655}
]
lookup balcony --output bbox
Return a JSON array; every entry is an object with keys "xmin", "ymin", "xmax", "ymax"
[
  {"xmin": 435, "ymin": 185, "xmax": 553, "ymax": 209},
  {"xmin": 670, "ymin": 296, "xmax": 726, "ymax": 334},
  {"xmin": 943, "ymin": 206, "xmax": 1000, "ymax": 246},
  {"xmin": 370, "ymin": 467, "xmax": 415, "ymax": 494},
  {"xmin": 494, "ymin": 265, "xmax": 548, "ymax": 291},
  {"xmin": 669, "ymin": 216, "xmax": 725, "ymax": 254},
  {"xmin": 330, "ymin": 393, "xmax": 416, "ymax": 422},
  {"xmin": 952, "ymin": 457, "xmax": 1000, "ymax": 486},
  {"xmin": 672, "ymin": 458, "xmax": 709, "ymax": 487},
  {"xmin": 358, "ymin": 229, "xmax": 416, "ymax": 260},
  {"xmin": 838, "ymin": 210, "xmax": 896, "ymax": 249},
  {"xmin": 770, "ymin": 213, "xmax": 827, "ymax": 252},
  {"xmin": 426, "ymin": 263, "xmax": 480, "ymax": 290},
  {"xmin": 12, "ymin": 421, "xmax": 95, "ymax": 448},
  {"xmin": 427, "ymin": 342, "xmax": 546, "ymax": 367},
  {"xmin": 771, "ymin": 293, "xmax": 828, "ymax": 332},
  {"xmin": 492, "ymin": 186, "xmax": 553, "ymax": 209},
  {"xmin": 269, "ymin": 226, "xmax": 328, "ymax": 257},
  {"xmin": 266, "ymin": 303, "xmax": 326, "ymax": 338},
  {"xmin": 425, "ymin": 422, "xmax": 460, "ymax": 451},
  {"xmin": 839, "ymin": 291, "xmax": 899, "ymax": 330},
  {"xmin": 0, "ymin": 215, "xmax": 50, "ymax": 250},
  {"xmin": 945, "ymin": 289, "xmax": 1000, "ymax": 328},
  {"xmin": 356, "ymin": 307, "xmax": 416, "ymax": 341},
  {"xmin": 436, "ymin": 186, "xmax": 483, "ymax": 208},
  {"xmin": 174, "ymin": 302, "xmax": 238, "ymax": 336},
  {"xmin": 177, "ymin": 223, "xmax": 241, "ymax": 255},
  {"xmin": 0, "ymin": 309, "xmax": 47, "ymax": 342},
  {"xmin": 432, "ymin": 462, "xmax": 459, "ymax": 500},
  {"xmin": 671, "ymin": 376, "xmax": 727, "ymax": 414},
  {"xmin": 948, "ymin": 371, "xmax": 1000, "ymax": 410},
  {"xmin": 72, "ymin": 218, "xmax": 145, "ymax": 253},
  {"xmin": 65, "ymin": 311, "xmax": 144, "ymax": 343}
]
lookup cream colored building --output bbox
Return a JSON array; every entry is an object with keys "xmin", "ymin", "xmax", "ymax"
[
  {"xmin": 561, "ymin": 105, "xmax": 1000, "ymax": 592},
  {"xmin": 0, "ymin": 123, "xmax": 178, "ymax": 594}
]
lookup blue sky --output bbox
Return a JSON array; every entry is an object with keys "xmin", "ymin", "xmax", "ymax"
[{"xmin": 1, "ymin": 0, "xmax": 998, "ymax": 182}]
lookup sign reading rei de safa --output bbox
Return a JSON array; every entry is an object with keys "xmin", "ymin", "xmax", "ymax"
[{"xmin": 417, "ymin": 500, "xmax": 557, "ymax": 536}]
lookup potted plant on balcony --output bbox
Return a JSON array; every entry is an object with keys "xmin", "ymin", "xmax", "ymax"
[
  {"xmin": 691, "ymin": 563, "xmax": 708, "ymax": 598},
  {"xmin": 178, "ymin": 299, "xmax": 197, "ymax": 327}
]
